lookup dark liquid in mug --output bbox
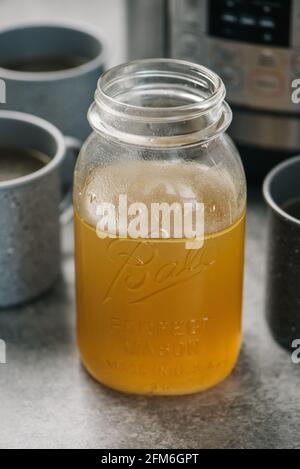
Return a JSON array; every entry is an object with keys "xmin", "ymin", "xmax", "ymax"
[
  {"xmin": 1, "ymin": 55, "xmax": 88, "ymax": 72},
  {"xmin": 0, "ymin": 147, "xmax": 50, "ymax": 182},
  {"xmin": 282, "ymin": 197, "xmax": 300, "ymax": 221}
]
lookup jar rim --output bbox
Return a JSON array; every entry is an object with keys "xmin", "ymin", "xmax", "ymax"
[
  {"xmin": 89, "ymin": 59, "xmax": 232, "ymax": 147},
  {"xmin": 96, "ymin": 58, "xmax": 226, "ymax": 118}
]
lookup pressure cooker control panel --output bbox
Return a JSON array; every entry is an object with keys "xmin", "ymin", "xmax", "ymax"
[
  {"xmin": 171, "ymin": 0, "xmax": 300, "ymax": 113},
  {"xmin": 209, "ymin": 0, "xmax": 291, "ymax": 48}
]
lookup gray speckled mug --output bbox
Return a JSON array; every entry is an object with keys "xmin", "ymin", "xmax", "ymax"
[
  {"xmin": 0, "ymin": 21, "xmax": 106, "ymax": 141},
  {"xmin": 263, "ymin": 156, "xmax": 300, "ymax": 350},
  {"xmin": 0, "ymin": 22, "xmax": 106, "ymax": 190},
  {"xmin": 0, "ymin": 111, "xmax": 80, "ymax": 308}
]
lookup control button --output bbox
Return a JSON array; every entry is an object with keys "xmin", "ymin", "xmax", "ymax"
[
  {"xmin": 262, "ymin": 32, "xmax": 274, "ymax": 43},
  {"xmin": 257, "ymin": 50, "xmax": 278, "ymax": 68},
  {"xmin": 222, "ymin": 13, "xmax": 238, "ymax": 24},
  {"xmin": 249, "ymin": 72, "xmax": 283, "ymax": 97},
  {"xmin": 240, "ymin": 15, "xmax": 256, "ymax": 27},
  {"xmin": 259, "ymin": 18, "xmax": 275, "ymax": 29},
  {"xmin": 262, "ymin": 5, "xmax": 272, "ymax": 14}
]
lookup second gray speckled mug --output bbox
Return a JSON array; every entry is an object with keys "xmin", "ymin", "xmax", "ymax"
[
  {"xmin": 0, "ymin": 111, "xmax": 80, "ymax": 308},
  {"xmin": 0, "ymin": 22, "xmax": 106, "ymax": 191},
  {"xmin": 264, "ymin": 156, "xmax": 300, "ymax": 350}
]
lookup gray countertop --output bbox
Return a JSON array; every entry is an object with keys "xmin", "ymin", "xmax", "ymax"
[{"xmin": 0, "ymin": 191, "xmax": 299, "ymax": 449}]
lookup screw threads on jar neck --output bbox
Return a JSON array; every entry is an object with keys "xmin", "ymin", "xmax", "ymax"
[{"xmin": 88, "ymin": 59, "xmax": 232, "ymax": 147}]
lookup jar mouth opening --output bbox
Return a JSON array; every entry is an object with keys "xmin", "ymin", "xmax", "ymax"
[
  {"xmin": 96, "ymin": 59, "xmax": 226, "ymax": 121},
  {"xmin": 90, "ymin": 59, "xmax": 231, "ymax": 147}
]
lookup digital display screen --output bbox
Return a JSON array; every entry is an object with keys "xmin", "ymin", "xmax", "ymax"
[{"xmin": 209, "ymin": 0, "xmax": 292, "ymax": 47}]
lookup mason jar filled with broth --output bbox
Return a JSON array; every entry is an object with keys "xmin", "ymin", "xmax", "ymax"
[{"xmin": 74, "ymin": 59, "xmax": 246, "ymax": 395}]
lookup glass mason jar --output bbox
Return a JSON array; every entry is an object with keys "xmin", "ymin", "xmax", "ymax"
[{"xmin": 74, "ymin": 59, "xmax": 246, "ymax": 395}]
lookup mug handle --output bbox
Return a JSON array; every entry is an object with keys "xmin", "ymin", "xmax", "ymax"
[{"xmin": 60, "ymin": 136, "xmax": 82, "ymax": 225}]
